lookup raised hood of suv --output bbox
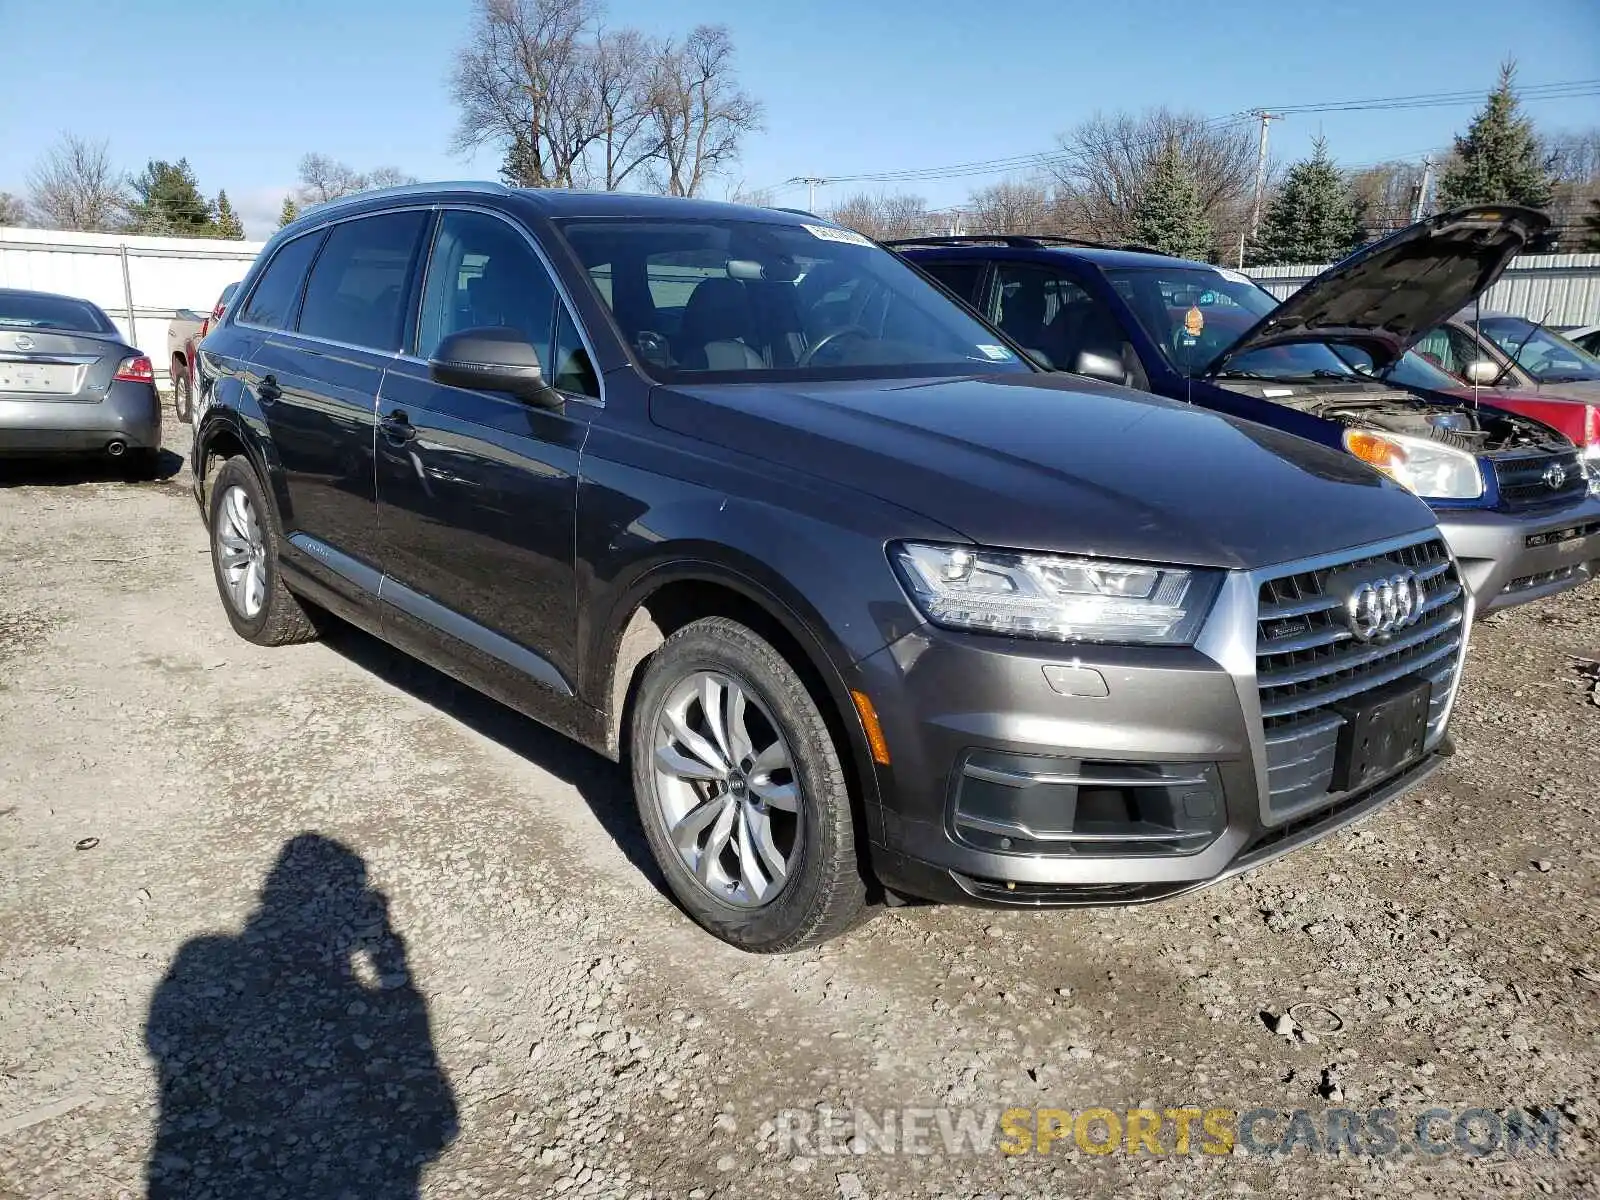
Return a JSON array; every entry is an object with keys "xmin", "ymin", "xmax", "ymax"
[
  {"xmin": 651, "ymin": 373, "xmax": 1437, "ymax": 570},
  {"xmin": 1207, "ymin": 205, "xmax": 1551, "ymax": 377}
]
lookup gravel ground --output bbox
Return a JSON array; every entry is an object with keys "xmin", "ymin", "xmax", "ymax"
[{"xmin": 1, "ymin": 425, "xmax": 1597, "ymax": 1199}]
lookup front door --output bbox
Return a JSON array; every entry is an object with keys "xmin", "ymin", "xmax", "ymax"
[{"xmin": 375, "ymin": 208, "xmax": 600, "ymax": 717}]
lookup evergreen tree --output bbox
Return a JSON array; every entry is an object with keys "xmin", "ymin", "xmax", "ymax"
[
  {"xmin": 1130, "ymin": 139, "xmax": 1213, "ymax": 260},
  {"xmin": 1583, "ymin": 198, "xmax": 1600, "ymax": 252},
  {"xmin": 1249, "ymin": 138, "xmax": 1366, "ymax": 265},
  {"xmin": 278, "ymin": 195, "xmax": 300, "ymax": 228},
  {"xmin": 214, "ymin": 190, "xmax": 245, "ymax": 239},
  {"xmin": 1437, "ymin": 62, "xmax": 1556, "ymax": 209},
  {"xmin": 127, "ymin": 158, "xmax": 215, "ymax": 235},
  {"xmin": 500, "ymin": 134, "xmax": 541, "ymax": 188}
]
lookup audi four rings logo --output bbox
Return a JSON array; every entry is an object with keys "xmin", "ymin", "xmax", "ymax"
[
  {"xmin": 1330, "ymin": 568, "xmax": 1428, "ymax": 642},
  {"xmin": 1543, "ymin": 463, "xmax": 1567, "ymax": 490}
]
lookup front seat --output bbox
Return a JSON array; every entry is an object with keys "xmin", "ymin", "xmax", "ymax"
[
  {"xmin": 677, "ymin": 278, "xmax": 765, "ymax": 370},
  {"xmin": 998, "ymin": 285, "xmax": 1047, "ymax": 350},
  {"xmin": 467, "ymin": 259, "xmax": 540, "ymax": 345}
]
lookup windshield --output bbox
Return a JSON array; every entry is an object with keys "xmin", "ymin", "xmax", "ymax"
[
  {"xmin": 0, "ymin": 292, "xmax": 113, "ymax": 334},
  {"xmin": 1353, "ymin": 348, "xmax": 1466, "ymax": 392},
  {"xmin": 556, "ymin": 218, "xmax": 1029, "ymax": 382},
  {"xmin": 1102, "ymin": 266, "xmax": 1357, "ymax": 381},
  {"xmin": 1476, "ymin": 317, "xmax": 1600, "ymax": 382}
]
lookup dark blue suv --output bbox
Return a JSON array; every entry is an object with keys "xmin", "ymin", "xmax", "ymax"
[{"xmin": 894, "ymin": 207, "xmax": 1600, "ymax": 614}]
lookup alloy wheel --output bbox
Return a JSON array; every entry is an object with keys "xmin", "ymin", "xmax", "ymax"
[
  {"xmin": 650, "ymin": 670, "xmax": 803, "ymax": 907},
  {"xmin": 215, "ymin": 485, "xmax": 267, "ymax": 619}
]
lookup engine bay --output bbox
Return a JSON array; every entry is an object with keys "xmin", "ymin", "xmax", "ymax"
[{"xmin": 1216, "ymin": 380, "xmax": 1566, "ymax": 456}]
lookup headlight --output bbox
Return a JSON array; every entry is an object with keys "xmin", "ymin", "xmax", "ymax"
[
  {"xmin": 1343, "ymin": 429, "xmax": 1485, "ymax": 499},
  {"xmin": 890, "ymin": 542, "xmax": 1221, "ymax": 645}
]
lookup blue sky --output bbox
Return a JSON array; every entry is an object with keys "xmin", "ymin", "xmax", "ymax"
[{"xmin": 2, "ymin": 0, "xmax": 1597, "ymax": 238}]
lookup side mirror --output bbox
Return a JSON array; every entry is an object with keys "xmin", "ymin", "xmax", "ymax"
[
  {"xmin": 1074, "ymin": 350, "xmax": 1127, "ymax": 385},
  {"xmin": 429, "ymin": 326, "xmax": 559, "ymax": 408},
  {"xmin": 1463, "ymin": 359, "xmax": 1500, "ymax": 386}
]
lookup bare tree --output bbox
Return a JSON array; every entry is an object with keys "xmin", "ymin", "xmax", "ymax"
[
  {"xmin": 1546, "ymin": 128, "xmax": 1600, "ymax": 247},
  {"xmin": 648, "ymin": 25, "xmax": 761, "ymax": 197},
  {"xmin": 826, "ymin": 192, "xmax": 938, "ymax": 241},
  {"xmin": 1347, "ymin": 160, "xmax": 1429, "ymax": 236},
  {"xmin": 451, "ymin": 0, "xmax": 600, "ymax": 188},
  {"xmin": 1045, "ymin": 109, "xmax": 1262, "ymax": 255},
  {"xmin": 584, "ymin": 26, "xmax": 662, "ymax": 189},
  {"xmin": 295, "ymin": 155, "xmax": 416, "ymax": 208},
  {"xmin": 26, "ymin": 134, "xmax": 126, "ymax": 232},
  {"xmin": 0, "ymin": 192, "xmax": 27, "ymax": 226},
  {"xmin": 965, "ymin": 179, "xmax": 1058, "ymax": 234}
]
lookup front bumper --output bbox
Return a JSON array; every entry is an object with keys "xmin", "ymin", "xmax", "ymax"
[
  {"xmin": 1433, "ymin": 493, "xmax": 1600, "ymax": 614},
  {"xmin": 0, "ymin": 380, "xmax": 162, "ymax": 455},
  {"xmin": 855, "ymin": 534, "xmax": 1465, "ymax": 906}
]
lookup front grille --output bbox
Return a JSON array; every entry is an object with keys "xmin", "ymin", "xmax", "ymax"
[
  {"xmin": 1256, "ymin": 536, "xmax": 1464, "ymax": 818},
  {"xmin": 1494, "ymin": 448, "xmax": 1587, "ymax": 508}
]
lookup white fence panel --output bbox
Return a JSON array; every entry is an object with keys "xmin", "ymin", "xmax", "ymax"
[
  {"xmin": 1243, "ymin": 253, "xmax": 1600, "ymax": 326},
  {"xmin": 0, "ymin": 227, "xmax": 266, "ymax": 384}
]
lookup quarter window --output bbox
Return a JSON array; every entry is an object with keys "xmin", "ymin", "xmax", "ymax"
[
  {"xmin": 238, "ymin": 232, "xmax": 323, "ymax": 330},
  {"xmin": 297, "ymin": 212, "xmax": 428, "ymax": 351},
  {"xmin": 551, "ymin": 306, "xmax": 600, "ymax": 399},
  {"xmin": 417, "ymin": 211, "xmax": 557, "ymax": 366}
]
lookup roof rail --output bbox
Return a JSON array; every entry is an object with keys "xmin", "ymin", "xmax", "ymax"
[
  {"xmin": 884, "ymin": 233, "xmax": 1175, "ymax": 257},
  {"xmin": 300, "ymin": 180, "xmax": 513, "ymax": 220}
]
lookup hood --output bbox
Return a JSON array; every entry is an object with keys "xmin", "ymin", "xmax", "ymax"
[
  {"xmin": 1208, "ymin": 205, "xmax": 1550, "ymax": 377},
  {"xmin": 651, "ymin": 373, "xmax": 1437, "ymax": 571}
]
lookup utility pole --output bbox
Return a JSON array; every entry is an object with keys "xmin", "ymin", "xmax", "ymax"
[
  {"xmin": 1412, "ymin": 156, "xmax": 1434, "ymax": 221},
  {"xmin": 790, "ymin": 177, "xmax": 827, "ymax": 212},
  {"xmin": 1242, "ymin": 110, "xmax": 1280, "ymax": 266}
]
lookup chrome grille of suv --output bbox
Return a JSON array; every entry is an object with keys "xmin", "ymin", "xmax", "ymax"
[
  {"xmin": 1256, "ymin": 536, "xmax": 1464, "ymax": 818},
  {"xmin": 1494, "ymin": 448, "xmax": 1586, "ymax": 508}
]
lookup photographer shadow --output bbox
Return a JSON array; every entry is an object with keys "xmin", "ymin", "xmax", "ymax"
[{"xmin": 144, "ymin": 833, "xmax": 458, "ymax": 1198}]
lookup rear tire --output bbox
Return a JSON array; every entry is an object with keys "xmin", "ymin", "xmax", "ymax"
[
  {"xmin": 207, "ymin": 456, "xmax": 319, "ymax": 646},
  {"xmin": 630, "ymin": 616, "xmax": 865, "ymax": 952},
  {"xmin": 172, "ymin": 363, "xmax": 192, "ymax": 424}
]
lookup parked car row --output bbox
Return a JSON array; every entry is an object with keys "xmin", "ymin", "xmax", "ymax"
[
  {"xmin": 170, "ymin": 184, "xmax": 1598, "ymax": 952},
  {"xmin": 7, "ymin": 183, "xmax": 1597, "ymax": 953},
  {"xmin": 890, "ymin": 207, "xmax": 1600, "ymax": 616}
]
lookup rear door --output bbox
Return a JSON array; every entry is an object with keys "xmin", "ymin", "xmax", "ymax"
[
  {"xmin": 374, "ymin": 207, "xmax": 598, "ymax": 713},
  {"xmin": 247, "ymin": 210, "xmax": 431, "ymax": 604}
]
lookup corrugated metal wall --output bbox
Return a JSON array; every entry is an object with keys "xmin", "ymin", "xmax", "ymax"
[
  {"xmin": 1243, "ymin": 253, "xmax": 1600, "ymax": 325},
  {"xmin": 0, "ymin": 227, "xmax": 265, "ymax": 384}
]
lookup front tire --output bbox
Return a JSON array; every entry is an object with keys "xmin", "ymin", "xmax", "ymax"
[
  {"xmin": 630, "ymin": 617, "xmax": 865, "ymax": 952},
  {"xmin": 207, "ymin": 456, "xmax": 319, "ymax": 646}
]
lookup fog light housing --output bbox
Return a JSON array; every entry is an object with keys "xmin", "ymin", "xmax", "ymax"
[{"xmin": 950, "ymin": 749, "xmax": 1226, "ymax": 857}]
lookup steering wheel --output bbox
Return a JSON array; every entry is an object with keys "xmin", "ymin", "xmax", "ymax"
[{"xmin": 798, "ymin": 325, "xmax": 873, "ymax": 367}]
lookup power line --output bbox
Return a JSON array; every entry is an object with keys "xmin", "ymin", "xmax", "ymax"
[{"xmin": 777, "ymin": 74, "xmax": 1600, "ymax": 199}]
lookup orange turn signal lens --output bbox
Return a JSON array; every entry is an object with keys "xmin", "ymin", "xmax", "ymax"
[
  {"xmin": 1345, "ymin": 430, "xmax": 1404, "ymax": 470},
  {"xmin": 850, "ymin": 690, "xmax": 891, "ymax": 766}
]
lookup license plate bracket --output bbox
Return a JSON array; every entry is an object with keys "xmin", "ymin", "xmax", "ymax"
[{"xmin": 1330, "ymin": 674, "xmax": 1431, "ymax": 793}]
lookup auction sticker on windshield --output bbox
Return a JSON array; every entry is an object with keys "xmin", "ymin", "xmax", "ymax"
[
  {"xmin": 803, "ymin": 224, "xmax": 875, "ymax": 248},
  {"xmin": 975, "ymin": 345, "xmax": 1015, "ymax": 361}
]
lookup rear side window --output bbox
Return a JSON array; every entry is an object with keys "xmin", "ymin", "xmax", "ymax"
[
  {"xmin": 238, "ymin": 232, "xmax": 322, "ymax": 330},
  {"xmin": 298, "ymin": 212, "xmax": 429, "ymax": 351},
  {"xmin": 920, "ymin": 261, "xmax": 984, "ymax": 304}
]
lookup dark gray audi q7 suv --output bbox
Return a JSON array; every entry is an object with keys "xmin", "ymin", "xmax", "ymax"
[{"xmin": 191, "ymin": 184, "xmax": 1467, "ymax": 952}]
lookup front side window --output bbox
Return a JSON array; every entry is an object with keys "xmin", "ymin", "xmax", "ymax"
[
  {"xmin": 297, "ymin": 211, "xmax": 428, "ymax": 351},
  {"xmin": 1105, "ymin": 266, "xmax": 1357, "ymax": 381},
  {"xmin": 555, "ymin": 218, "xmax": 1030, "ymax": 382},
  {"xmin": 919, "ymin": 261, "xmax": 985, "ymax": 305},
  {"xmin": 991, "ymin": 263, "xmax": 1133, "ymax": 376},
  {"xmin": 550, "ymin": 306, "xmax": 599, "ymax": 399},
  {"xmin": 417, "ymin": 210, "xmax": 557, "ymax": 364},
  {"xmin": 1475, "ymin": 318, "xmax": 1600, "ymax": 383},
  {"xmin": 238, "ymin": 232, "xmax": 323, "ymax": 330}
]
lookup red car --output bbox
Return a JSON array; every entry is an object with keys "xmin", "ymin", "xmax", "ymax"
[{"xmin": 1383, "ymin": 347, "xmax": 1600, "ymax": 475}]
